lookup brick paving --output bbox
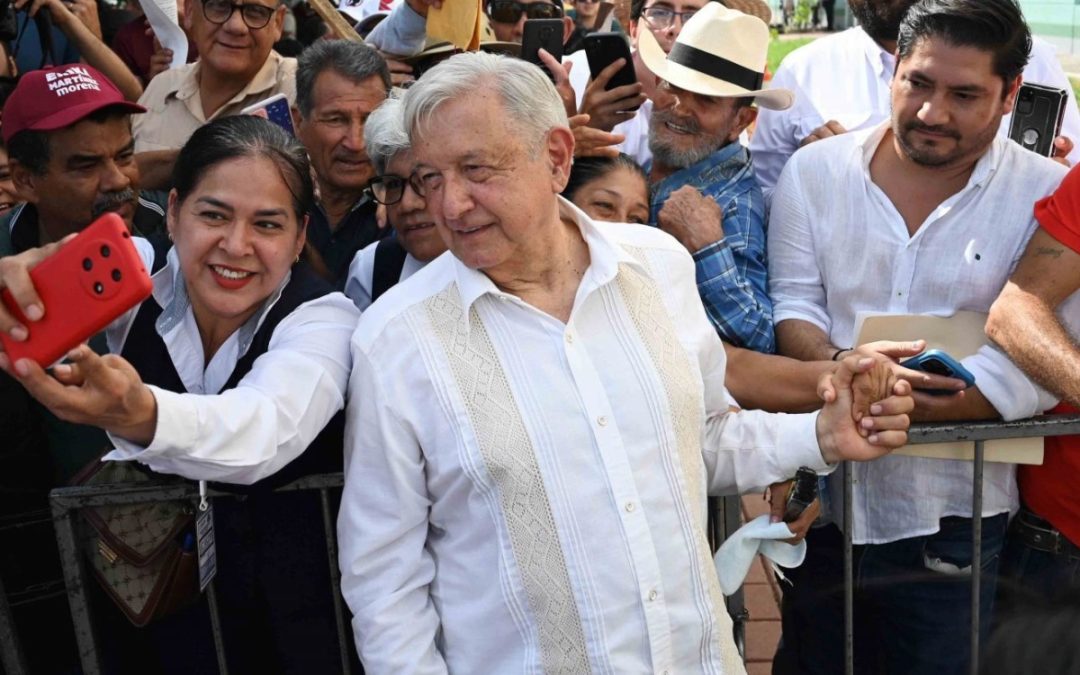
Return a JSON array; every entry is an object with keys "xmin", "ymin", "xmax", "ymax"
[{"xmin": 739, "ymin": 494, "xmax": 784, "ymax": 674}]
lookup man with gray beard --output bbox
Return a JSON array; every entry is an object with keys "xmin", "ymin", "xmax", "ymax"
[{"xmin": 643, "ymin": 4, "xmax": 792, "ymax": 354}]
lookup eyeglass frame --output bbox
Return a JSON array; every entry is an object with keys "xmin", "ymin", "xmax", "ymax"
[
  {"xmin": 200, "ymin": 0, "xmax": 277, "ymax": 30},
  {"xmin": 640, "ymin": 5, "xmax": 699, "ymax": 29},
  {"xmin": 485, "ymin": 0, "xmax": 564, "ymax": 24},
  {"xmin": 364, "ymin": 172, "xmax": 426, "ymax": 206}
]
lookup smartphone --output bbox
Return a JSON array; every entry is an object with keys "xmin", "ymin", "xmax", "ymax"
[
  {"xmin": 520, "ymin": 18, "xmax": 564, "ymax": 82},
  {"xmin": 783, "ymin": 467, "xmax": 818, "ymax": 523},
  {"xmin": 1008, "ymin": 82, "xmax": 1068, "ymax": 157},
  {"xmin": 241, "ymin": 93, "xmax": 296, "ymax": 136},
  {"xmin": 901, "ymin": 349, "xmax": 976, "ymax": 395},
  {"xmin": 0, "ymin": 213, "xmax": 153, "ymax": 367},
  {"xmin": 584, "ymin": 32, "xmax": 638, "ymax": 95}
]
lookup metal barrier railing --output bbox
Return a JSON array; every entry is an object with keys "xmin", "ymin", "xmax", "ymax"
[
  {"xmin": 44, "ymin": 473, "xmax": 349, "ymax": 675},
  {"xmin": 5, "ymin": 414, "xmax": 1080, "ymax": 675},
  {"xmin": 842, "ymin": 413, "xmax": 1080, "ymax": 675}
]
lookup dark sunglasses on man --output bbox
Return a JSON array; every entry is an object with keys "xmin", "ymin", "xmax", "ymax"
[
  {"xmin": 201, "ymin": 0, "xmax": 276, "ymax": 29},
  {"xmin": 485, "ymin": 0, "xmax": 563, "ymax": 24}
]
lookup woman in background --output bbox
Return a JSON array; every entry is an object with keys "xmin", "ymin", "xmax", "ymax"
[{"xmin": 562, "ymin": 153, "xmax": 650, "ymax": 225}]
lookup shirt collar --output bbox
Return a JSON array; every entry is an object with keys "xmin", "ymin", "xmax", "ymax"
[
  {"xmin": 451, "ymin": 196, "xmax": 648, "ymax": 330},
  {"xmin": 174, "ymin": 51, "xmax": 285, "ymax": 109},
  {"xmin": 653, "ymin": 141, "xmax": 748, "ymax": 188},
  {"xmin": 855, "ymin": 27, "xmax": 896, "ymax": 81},
  {"xmin": 152, "ymin": 246, "xmax": 292, "ymax": 358}
]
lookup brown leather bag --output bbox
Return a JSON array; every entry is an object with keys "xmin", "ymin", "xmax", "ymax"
[{"xmin": 72, "ymin": 459, "xmax": 200, "ymax": 627}]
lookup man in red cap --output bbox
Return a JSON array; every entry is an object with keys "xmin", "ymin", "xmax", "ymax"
[{"xmin": 0, "ymin": 64, "xmax": 167, "ymax": 258}]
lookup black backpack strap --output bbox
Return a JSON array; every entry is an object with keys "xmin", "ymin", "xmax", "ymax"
[{"xmin": 371, "ymin": 237, "xmax": 409, "ymax": 302}]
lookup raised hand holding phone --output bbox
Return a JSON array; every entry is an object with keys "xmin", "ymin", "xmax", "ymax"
[
  {"xmin": 241, "ymin": 94, "xmax": 296, "ymax": 136},
  {"xmin": 0, "ymin": 213, "xmax": 152, "ymax": 369}
]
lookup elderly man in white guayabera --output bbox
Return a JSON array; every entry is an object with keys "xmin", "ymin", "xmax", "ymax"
[{"xmin": 336, "ymin": 51, "xmax": 914, "ymax": 674}]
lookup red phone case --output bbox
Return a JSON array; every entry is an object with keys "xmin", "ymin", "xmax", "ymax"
[{"xmin": 0, "ymin": 213, "xmax": 154, "ymax": 367}]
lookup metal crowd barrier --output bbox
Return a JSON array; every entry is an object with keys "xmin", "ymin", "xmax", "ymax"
[
  {"xmin": 841, "ymin": 414, "xmax": 1080, "ymax": 675},
  {"xmin": 42, "ymin": 474, "xmax": 349, "ymax": 675},
  {"xmin": 4, "ymin": 415, "xmax": 1080, "ymax": 675}
]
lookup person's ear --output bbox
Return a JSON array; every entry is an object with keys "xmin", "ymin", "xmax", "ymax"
[
  {"xmin": 729, "ymin": 105, "xmax": 758, "ymax": 143},
  {"xmin": 166, "ymin": 188, "xmax": 180, "ymax": 241},
  {"xmin": 270, "ymin": 4, "xmax": 286, "ymax": 41},
  {"xmin": 291, "ymin": 105, "xmax": 304, "ymax": 133},
  {"xmin": 547, "ymin": 126, "xmax": 575, "ymax": 192},
  {"xmin": 562, "ymin": 16, "xmax": 574, "ymax": 44},
  {"xmin": 182, "ymin": 0, "xmax": 196, "ymax": 31},
  {"xmin": 10, "ymin": 160, "xmax": 39, "ymax": 204},
  {"xmin": 1002, "ymin": 75, "xmax": 1023, "ymax": 115}
]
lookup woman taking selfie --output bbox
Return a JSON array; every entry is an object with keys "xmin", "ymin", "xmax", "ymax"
[{"xmin": 0, "ymin": 115, "xmax": 358, "ymax": 673}]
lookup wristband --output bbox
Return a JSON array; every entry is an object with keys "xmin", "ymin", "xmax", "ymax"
[{"xmin": 831, "ymin": 348, "xmax": 851, "ymax": 362}]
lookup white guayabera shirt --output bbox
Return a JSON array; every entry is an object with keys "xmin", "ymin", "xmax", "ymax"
[{"xmin": 338, "ymin": 198, "xmax": 831, "ymax": 674}]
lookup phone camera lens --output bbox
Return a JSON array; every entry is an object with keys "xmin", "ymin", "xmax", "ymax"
[
  {"xmin": 93, "ymin": 282, "xmax": 104, "ymax": 295},
  {"xmin": 111, "ymin": 269, "xmax": 122, "ymax": 282},
  {"xmin": 82, "ymin": 257, "xmax": 93, "ymax": 271},
  {"xmin": 100, "ymin": 245, "xmax": 111, "ymax": 258}
]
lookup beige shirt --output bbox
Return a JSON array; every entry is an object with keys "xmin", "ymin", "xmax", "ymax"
[{"xmin": 133, "ymin": 51, "xmax": 297, "ymax": 152}]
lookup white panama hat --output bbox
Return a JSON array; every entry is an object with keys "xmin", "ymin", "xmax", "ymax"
[{"xmin": 639, "ymin": 2, "xmax": 794, "ymax": 110}]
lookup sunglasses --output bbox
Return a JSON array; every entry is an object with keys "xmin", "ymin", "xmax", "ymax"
[
  {"xmin": 201, "ymin": 0, "xmax": 276, "ymax": 29},
  {"xmin": 486, "ymin": 0, "xmax": 563, "ymax": 24}
]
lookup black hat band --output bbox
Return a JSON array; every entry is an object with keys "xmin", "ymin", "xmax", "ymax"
[{"xmin": 667, "ymin": 42, "xmax": 764, "ymax": 92}]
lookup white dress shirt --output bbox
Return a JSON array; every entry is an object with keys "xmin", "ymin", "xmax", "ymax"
[
  {"xmin": 750, "ymin": 27, "xmax": 1080, "ymax": 191},
  {"xmin": 768, "ymin": 125, "xmax": 1066, "ymax": 544},
  {"xmin": 103, "ymin": 244, "xmax": 359, "ymax": 485},
  {"xmin": 344, "ymin": 237, "xmax": 426, "ymax": 311},
  {"xmin": 339, "ymin": 198, "xmax": 830, "ymax": 674}
]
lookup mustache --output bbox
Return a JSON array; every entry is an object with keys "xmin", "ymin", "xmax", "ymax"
[
  {"xmin": 91, "ymin": 188, "xmax": 138, "ymax": 219},
  {"xmin": 653, "ymin": 108, "xmax": 703, "ymax": 135},
  {"xmin": 904, "ymin": 120, "xmax": 960, "ymax": 140}
]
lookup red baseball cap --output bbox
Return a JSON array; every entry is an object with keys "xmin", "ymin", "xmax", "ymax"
[{"xmin": 1, "ymin": 64, "xmax": 146, "ymax": 145}]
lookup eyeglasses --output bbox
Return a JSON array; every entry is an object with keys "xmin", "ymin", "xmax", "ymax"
[
  {"xmin": 365, "ymin": 174, "xmax": 426, "ymax": 205},
  {"xmin": 201, "ymin": 0, "xmax": 276, "ymax": 29},
  {"xmin": 575, "ymin": 0, "xmax": 600, "ymax": 4},
  {"xmin": 641, "ymin": 6, "xmax": 698, "ymax": 29},
  {"xmin": 485, "ymin": 0, "xmax": 563, "ymax": 24}
]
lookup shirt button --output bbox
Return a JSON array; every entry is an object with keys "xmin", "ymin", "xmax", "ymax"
[
  {"xmin": 648, "ymin": 589, "xmax": 658, "ymax": 601},
  {"xmin": 597, "ymin": 415, "xmax": 608, "ymax": 427},
  {"xmin": 625, "ymin": 502, "xmax": 635, "ymax": 513},
  {"xmin": 565, "ymin": 332, "xmax": 574, "ymax": 344}
]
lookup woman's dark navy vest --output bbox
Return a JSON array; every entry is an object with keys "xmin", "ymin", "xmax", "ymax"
[{"xmin": 119, "ymin": 256, "xmax": 345, "ymax": 491}]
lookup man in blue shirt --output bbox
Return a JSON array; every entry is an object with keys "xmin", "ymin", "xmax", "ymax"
[{"xmin": 641, "ymin": 3, "xmax": 792, "ymax": 354}]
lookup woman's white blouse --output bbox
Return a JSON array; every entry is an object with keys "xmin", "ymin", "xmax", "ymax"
[{"xmin": 103, "ymin": 241, "xmax": 360, "ymax": 484}]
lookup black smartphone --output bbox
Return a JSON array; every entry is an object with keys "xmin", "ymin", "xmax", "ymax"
[
  {"xmin": 584, "ymin": 32, "xmax": 637, "ymax": 92},
  {"xmin": 783, "ymin": 467, "xmax": 818, "ymax": 523},
  {"xmin": 1009, "ymin": 82, "xmax": 1068, "ymax": 157},
  {"xmin": 521, "ymin": 18, "xmax": 564, "ymax": 82}
]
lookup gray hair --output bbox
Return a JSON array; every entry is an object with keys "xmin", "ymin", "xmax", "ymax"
[
  {"xmin": 401, "ymin": 51, "xmax": 568, "ymax": 155},
  {"xmin": 364, "ymin": 95, "xmax": 410, "ymax": 175},
  {"xmin": 295, "ymin": 40, "xmax": 391, "ymax": 117}
]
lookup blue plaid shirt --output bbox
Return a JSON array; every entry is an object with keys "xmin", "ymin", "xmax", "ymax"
[{"xmin": 650, "ymin": 143, "xmax": 775, "ymax": 353}]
